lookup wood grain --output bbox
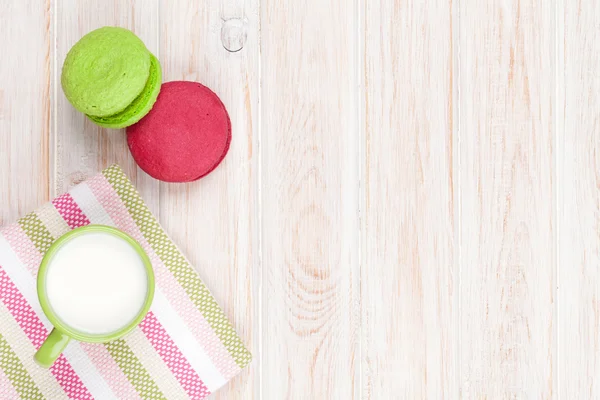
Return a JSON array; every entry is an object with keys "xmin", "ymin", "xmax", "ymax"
[
  {"xmin": 6, "ymin": 0, "xmax": 600, "ymax": 397},
  {"xmin": 54, "ymin": 0, "xmax": 160, "ymax": 214},
  {"xmin": 158, "ymin": 1, "xmax": 259, "ymax": 399},
  {"xmin": 0, "ymin": 0, "xmax": 51, "ymax": 224},
  {"xmin": 362, "ymin": 0, "xmax": 456, "ymax": 398},
  {"xmin": 458, "ymin": 0, "xmax": 555, "ymax": 397},
  {"xmin": 260, "ymin": 0, "xmax": 359, "ymax": 398},
  {"xmin": 559, "ymin": 0, "xmax": 600, "ymax": 397}
]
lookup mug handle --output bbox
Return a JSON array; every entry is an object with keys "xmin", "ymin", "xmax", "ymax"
[{"xmin": 34, "ymin": 328, "xmax": 70, "ymax": 368}]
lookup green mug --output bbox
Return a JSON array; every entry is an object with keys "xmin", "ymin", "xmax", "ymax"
[{"xmin": 34, "ymin": 225, "xmax": 155, "ymax": 368}]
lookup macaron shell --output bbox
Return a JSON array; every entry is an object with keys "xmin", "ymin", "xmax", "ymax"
[
  {"xmin": 87, "ymin": 54, "xmax": 162, "ymax": 129},
  {"xmin": 61, "ymin": 27, "xmax": 151, "ymax": 117},
  {"xmin": 127, "ymin": 81, "xmax": 232, "ymax": 183}
]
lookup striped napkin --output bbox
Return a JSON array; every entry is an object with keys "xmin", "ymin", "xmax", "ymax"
[{"xmin": 0, "ymin": 165, "xmax": 251, "ymax": 399}]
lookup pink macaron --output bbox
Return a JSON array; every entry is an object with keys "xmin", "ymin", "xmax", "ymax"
[{"xmin": 127, "ymin": 81, "xmax": 231, "ymax": 183}]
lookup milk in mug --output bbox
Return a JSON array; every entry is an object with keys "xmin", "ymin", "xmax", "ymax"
[{"xmin": 44, "ymin": 231, "xmax": 150, "ymax": 335}]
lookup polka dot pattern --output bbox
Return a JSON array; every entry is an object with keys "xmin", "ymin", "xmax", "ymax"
[
  {"xmin": 0, "ymin": 165, "xmax": 250, "ymax": 399},
  {"xmin": 105, "ymin": 339, "xmax": 165, "ymax": 400},
  {"xmin": 17, "ymin": 213, "xmax": 54, "ymax": 255},
  {"xmin": 87, "ymin": 173, "xmax": 241, "ymax": 379},
  {"xmin": 103, "ymin": 165, "xmax": 252, "ymax": 369},
  {"xmin": 52, "ymin": 193, "xmax": 91, "ymax": 229},
  {"xmin": 139, "ymin": 312, "xmax": 211, "ymax": 399},
  {"xmin": 2, "ymin": 224, "xmax": 44, "ymax": 276},
  {"xmin": 0, "ymin": 268, "xmax": 93, "ymax": 399},
  {"xmin": 0, "ymin": 333, "xmax": 44, "ymax": 400}
]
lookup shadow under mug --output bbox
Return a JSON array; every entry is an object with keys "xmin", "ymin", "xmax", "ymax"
[{"xmin": 34, "ymin": 225, "xmax": 155, "ymax": 368}]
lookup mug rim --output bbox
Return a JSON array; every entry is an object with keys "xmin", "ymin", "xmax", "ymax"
[{"xmin": 37, "ymin": 225, "xmax": 155, "ymax": 343}]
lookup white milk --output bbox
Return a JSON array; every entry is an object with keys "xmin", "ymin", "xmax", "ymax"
[{"xmin": 45, "ymin": 232, "xmax": 149, "ymax": 335}]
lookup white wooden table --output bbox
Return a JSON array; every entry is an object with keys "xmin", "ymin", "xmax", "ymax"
[{"xmin": 0, "ymin": 0, "xmax": 599, "ymax": 398}]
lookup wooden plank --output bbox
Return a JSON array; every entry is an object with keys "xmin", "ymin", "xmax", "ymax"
[
  {"xmin": 362, "ymin": 0, "xmax": 456, "ymax": 398},
  {"xmin": 0, "ymin": 1, "xmax": 51, "ymax": 224},
  {"xmin": 559, "ymin": 0, "xmax": 600, "ymax": 397},
  {"xmin": 54, "ymin": 0, "xmax": 160, "ymax": 214},
  {"xmin": 158, "ymin": 1, "xmax": 259, "ymax": 399},
  {"xmin": 458, "ymin": 0, "xmax": 555, "ymax": 397},
  {"xmin": 260, "ymin": 1, "xmax": 359, "ymax": 398}
]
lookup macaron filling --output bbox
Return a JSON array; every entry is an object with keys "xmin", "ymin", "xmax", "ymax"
[{"xmin": 88, "ymin": 54, "xmax": 162, "ymax": 129}]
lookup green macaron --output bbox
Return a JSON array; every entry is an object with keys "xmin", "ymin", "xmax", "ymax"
[{"xmin": 61, "ymin": 27, "xmax": 162, "ymax": 129}]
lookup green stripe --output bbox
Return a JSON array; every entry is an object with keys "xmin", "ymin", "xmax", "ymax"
[
  {"xmin": 103, "ymin": 165, "xmax": 252, "ymax": 368},
  {"xmin": 34, "ymin": 219, "xmax": 164, "ymax": 399},
  {"xmin": 0, "ymin": 333, "xmax": 44, "ymax": 400},
  {"xmin": 18, "ymin": 213, "xmax": 54, "ymax": 254},
  {"xmin": 105, "ymin": 339, "xmax": 165, "ymax": 399}
]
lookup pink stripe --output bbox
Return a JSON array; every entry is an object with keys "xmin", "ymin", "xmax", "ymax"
[
  {"xmin": 85, "ymin": 175, "xmax": 240, "ymax": 378},
  {"xmin": 139, "ymin": 312, "xmax": 211, "ymax": 398},
  {"xmin": 80, "ymin": 343, "xmax": 141, "ymax": 400},
  {"xmin": 52, "ymin": 193, "xmax": 91, "ymax": 229},
  {"xmin": 1, "ymin": 224, "xmax": 44, "ymax": 276},
  {"xmin": 0, "ymin": 367, "xmax": 19, "ymax": 400},
  {"xmin": 0, "ymin": 268, "xmax": 92, "ymax": 400},
  {"xmin": 6, "ymin": 213, "xmax": 139, "ymax": 399}
]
